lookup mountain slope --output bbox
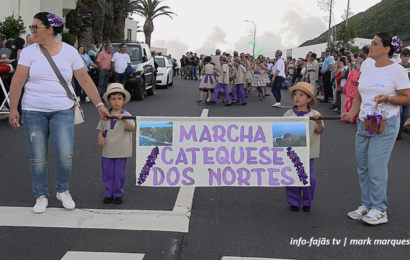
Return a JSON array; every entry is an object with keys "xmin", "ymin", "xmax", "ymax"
[{"xmin": 300, "ymin": 0, "xmax": 410, "ymax": 47}]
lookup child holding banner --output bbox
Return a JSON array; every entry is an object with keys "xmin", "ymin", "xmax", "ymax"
[
  {"xmin": 283, "ymin": 82, "xmax": 324, "ymax": 212},
  {"xmin": 97, "ymin": 83, "xmax": 135, "ymax": 204}
]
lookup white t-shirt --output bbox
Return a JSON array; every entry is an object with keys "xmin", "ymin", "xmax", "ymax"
[
  {"xmin": 111, "ymin": 52, "xmax": 131, "ymax": 74},
  {"xmin": 358, "ymin": 62, "xmax": 410, "ymax": 120},
  {"xmin": 360, "ymin": 57, "xmax": 375, "ymax": 72},
  {"xmin": 341, "ymin": 65, "xmax": 349, "ymax": 86},
  {"xmin": 19, "ymin": 43, "xmax": 84, "ymax": 112},
  {"xmin": 272, "ymin": 58, "xmax": 286, "ymax": 78}
]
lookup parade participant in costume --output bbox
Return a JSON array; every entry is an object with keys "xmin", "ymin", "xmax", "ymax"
[
  {"xmin": 247, "ymin": 58, "xmax": 267, "ymax": 101},
  {"xmin": 97, "ymin": 84, "xmax": 135, "ymax": 204},
  {"xmin": 211, "ymin": 49, "xmax": 222, "ymax": 81},
  {"xmin": 342, "ymin": 57, "xmax": 362, "ymax": 123},
  {"xmin": 227, "ymin": 63, "xmax": 235, "ymax": 102},
  {"xmin": 259, "ymin": 55, "xmax": 271, "ymax": 97},
  {"xmin": 271, "ymin": 50, "xmax": 286, "ymax": 107},
  {"xmin": 198, "ymin": 56, "xmax": 219, "ymax": 103},
  {"xmin": 241, "ymin": 54, "xmax": 251, "ymax": 94},
  {"xmin": 233, "ymin": 58, "xmax": 247, "ymax": 105},
  {"xmin": 284, "ymin": 82, "xmax": 324, "ymax": 212},
  {"xmin": 342, "ymin": 33, "xmax": 410, "ymax": 225},
  {"xmin": 211, "ymin": 55, "xmax": 232, "ymax": 106},
  {"xmin": 8, "ymin": 12, "xmax": 110, "ymax": 213}
]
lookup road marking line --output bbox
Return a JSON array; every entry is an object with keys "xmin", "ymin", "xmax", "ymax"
[
  {"xmin": 222, "ymin": 257, "xmax": 297, "ymax": 260},
  {"xmin": 201, "ymin": 109, "xmax": 209, "ymax": 117},
  {"xmin": 0, "ymin": 206, "xmax": 189, "ymax": 232},
  {"xmin": 173, "ymin": 186, "xmax": 194, "ymax": 215},
  {"xmin": 61, "ymin": 251, "xmax": 145, "ymax": 260},
  {"xmin": 0, "ymin": 110, "xmax": 208, "ymax": 233}
]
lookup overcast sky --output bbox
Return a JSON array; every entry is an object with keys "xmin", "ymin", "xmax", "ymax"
[{"xmin": 131, "ymin": 0, "xmax": 382, "ymax": 57}]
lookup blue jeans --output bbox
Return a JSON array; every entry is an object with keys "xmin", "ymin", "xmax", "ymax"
[
  {"xmin": 191, "ymin": 66, "xmax": 198, "ymax": 79},
  {"xmin": 355, "ymin": 115, "xmax": 399, "ymax": 211},
  {"xmin": 399, "ymin": 105, "xmax": 409, "ymax": 132},
  {"xmin": 271, "ymin": 76, "xmax": 285, "ymax": 102},
  {"xmin": 98, "ymin": 70, "xmax": 110, "ymax": 96},
  {"xmin": 114, "ymin": 72, "xmax": 127, "ymax": 88},
  {"xmin": 22, "ymin": 109, "xmax": 74, "ymax": 198}
]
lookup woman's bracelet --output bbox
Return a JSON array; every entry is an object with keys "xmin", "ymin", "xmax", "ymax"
[{"xmin": 96, "ymin": 102, "xmax": 104, "ymax": 108}]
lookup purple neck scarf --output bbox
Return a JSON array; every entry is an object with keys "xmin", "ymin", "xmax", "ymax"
[
  {"xmin": 293, "ymin": 106, "xmax": 311, "ymax": 117},
  {"xmin": 103, "ymin": 108, "xmax": 125, "ymax": 137}
]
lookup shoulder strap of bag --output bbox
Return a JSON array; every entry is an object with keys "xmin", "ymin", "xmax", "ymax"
[{"xmin": 39, "ymin": 44, "xmax": 74, "ymax": 101}]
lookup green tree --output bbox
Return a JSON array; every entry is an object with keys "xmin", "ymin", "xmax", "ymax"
[
  {"xmin": 335, "ymin": 20, "xmax": 357, "ymax": 51},
  {"xmin": 0, "ymin": 15, "xmax": 26, "ymax": 39},
  {"xmin": 131, "ymin": 0, "xmax": 176, "ymax": 46},
  {"xmin": 66, "ymin": 0, "xmax": 135, "ymax": 46},
  {"xmin": 66, "ymin": 0, "xmax": 105, "ymax": 48}
]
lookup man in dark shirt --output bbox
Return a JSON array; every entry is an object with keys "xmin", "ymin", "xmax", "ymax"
[{"xmin": 191, "ymin": 53, "xmax": 199, "ymax": 80}]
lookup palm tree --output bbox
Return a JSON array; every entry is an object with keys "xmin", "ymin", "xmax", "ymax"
[
  {"xmin": 66, "ymin": 0, "xmax": 106, "ymax": 47},
  {"xmin": 131, "ymin": 0, "xmax": 176, "ymax": 46}
]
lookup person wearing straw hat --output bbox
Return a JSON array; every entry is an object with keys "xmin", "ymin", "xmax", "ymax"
[
  {"xmin": 284, "ymin": 82, "xmax": 324, "ymax": 212},
  {"xmin": 97, "ymin": 83, "xmax": 135, "ymax": 204}
]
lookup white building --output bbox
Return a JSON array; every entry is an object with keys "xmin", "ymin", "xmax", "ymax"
[
  {"xmin": 262, "ymin": 38, "xmax": 373, "ymax": 59},
  {"xmin": 0, "ymin": 0, "xmax": 137, "ymax": 42}
]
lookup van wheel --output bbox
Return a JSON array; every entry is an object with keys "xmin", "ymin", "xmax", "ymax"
[
  {"xmin": 147, "ymin": 77, "xmax": 155, "ymax": 96},
  {"xmin": 134, "ymin": 78, "xmax": 145, "ymax": 100}
]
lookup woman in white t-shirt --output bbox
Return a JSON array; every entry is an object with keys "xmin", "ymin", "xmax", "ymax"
[
  {"xmin": 342, "ymin": 33, "xmax": 410, "ymax": 225},
  {"xmin": 7, "ymin": 12, "xmax": 110, "ymax": 214}
]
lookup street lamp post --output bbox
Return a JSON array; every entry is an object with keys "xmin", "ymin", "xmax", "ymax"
[{"xmin": 244, "ymin": 20, "xmax": 256, "ymax": 58}]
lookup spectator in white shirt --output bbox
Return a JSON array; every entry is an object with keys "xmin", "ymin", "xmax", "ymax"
[{"xmin": 111, "ymin": 43, "xmax": 131, "ymax": 87}]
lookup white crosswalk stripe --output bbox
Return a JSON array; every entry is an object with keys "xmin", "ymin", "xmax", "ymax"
[
  {"xmin": 221, "ymin": 257, "xmax": 297, "ymax": 260},
  {"xmin": 61, "ymin": 251, "xmax": 145, "ymax": 260}
]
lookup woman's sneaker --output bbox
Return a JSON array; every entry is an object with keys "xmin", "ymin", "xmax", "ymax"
[
  {"xmin": 33, "ymin": 195, "xmax": 48, "ymax": 214},
  {"xmin": 362, "ymin": 209, "xmax": 388, "ymax": 225},
  {"xmin": 347, "ymin": 206, "xmax": 368, "ymax": 220},
  {"xmin": 56, "ymin": 191, "xmax": 75, "ymax": 209}
]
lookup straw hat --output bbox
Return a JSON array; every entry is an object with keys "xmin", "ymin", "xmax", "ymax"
[
  {"xmin": 288, "ymin": 82, "xmax": 318, "ymax": 108},
  {"xmin": 103, "ymin": 83, "xmax": 131, "ymax": 104}
]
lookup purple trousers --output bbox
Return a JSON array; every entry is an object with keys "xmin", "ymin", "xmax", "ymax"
[
  {"xmin": 286, "ymin": 159, "xmax": 316, "ymax": 207},
  {"xmin": 233, "ymin": 84, "xmax": 247, "ymax": 103},
  {"xmin": 212, "ymin": 83, "xmax": 231, "ymax": 103},
  {"xmin": 101, "ymin": 157, "xmax": 127, "ymax": 198}
]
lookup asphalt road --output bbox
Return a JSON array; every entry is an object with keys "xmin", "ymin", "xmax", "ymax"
[{"xmin": 1, "ymin": 77, "xmax": 410, "ymax": 260}]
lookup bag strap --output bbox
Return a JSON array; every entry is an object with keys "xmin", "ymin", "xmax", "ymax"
[{"xmin": 39, "ymin": 44, "xmax": 74, "ymax": 101}]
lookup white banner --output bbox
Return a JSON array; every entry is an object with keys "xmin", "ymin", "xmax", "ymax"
[{"xmin": 136, "ymin": 117, "xmax": 310, "ymax": 187}]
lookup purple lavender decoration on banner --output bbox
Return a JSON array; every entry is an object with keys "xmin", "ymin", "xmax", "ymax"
[
  {"xmin": 287, "ymin": 147, "xmax": 308, "ymax": 185},
  {"xmin": 46, "ymin": 13, "xmax": 64, "ymax": 27},
  {"xmin": 138, "ymin": 146, "xmax": 159, "ymax": 185}
]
